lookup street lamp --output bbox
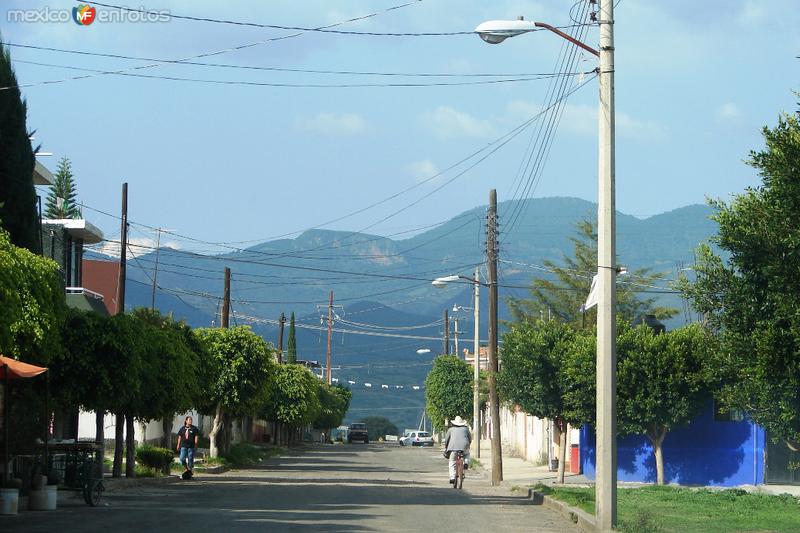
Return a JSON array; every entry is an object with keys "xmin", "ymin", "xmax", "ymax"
[
  {"xmin": 476, "ymin": 2, "xmax": 617, "ymax": 530},
  {"xmin": 432, "ymin": 268, "xmax": 483, "ymax": 459}
]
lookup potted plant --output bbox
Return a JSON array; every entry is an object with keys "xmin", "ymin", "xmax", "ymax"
[
  {"xmin": 29, "ymin": 469, "xmax": 58, "ymax": 511},
  {"xmin": 0, "ymin": 477, "xmax": 22, "ymax": 515}
]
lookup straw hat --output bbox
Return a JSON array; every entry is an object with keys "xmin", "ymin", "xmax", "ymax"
[{"xmin": 451, "ymin": 416, "xmax": 468, "ymax": 427}]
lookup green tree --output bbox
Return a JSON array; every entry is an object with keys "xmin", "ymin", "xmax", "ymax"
[
  {"xmin": 616, "ymin": 323, "xmax": 711, "ymax": 484},
  {"xmin": 44, "ymin": 156, "xmax": 82, "ymax": 219},
  {"xmin": 194, "ymin": 326, "xmax": 276, "ymax": 457},
  {"xmin": 0, "ymin": 40, "xmax": 38, "ymax": 252},
  {"xmin": 0, "ymin": 228, "xmax": 65, "ymax": 363},
  {"xmin": 424, "ymin": 355, "xmax": 473, "ymax": 431},
  {"xmin": 506, "ymin": 220, "xmax": 677, "ymax": 326},
  {"xmin": 264, "ymin": 364, "xmax": 321, "ymax": 445},
  {"xmin": 287, "ymin": 312, "xmax": 297, "ymax": 363},
  {"xmin": 313, "ymin": 383, "xmax": 351, "ymax": 438},
  {"xmin": 499, "ymin": 320, "xmax": 590, "ymax": 482},
  {"xmin": 680, "ymin": 102, "xmax": 800, "ymax": 451},
  {"xmin": 560, "ymin": 320, "xmax": 711, "ymax": 485},
  {"xmin": 359, "ymin": 416, "xmax": 399, "ymax": 441}
]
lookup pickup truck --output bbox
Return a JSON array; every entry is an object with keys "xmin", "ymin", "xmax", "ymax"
[{"xmin": 347, "ymin": 423, "xmax": 369, "ymax": 444}]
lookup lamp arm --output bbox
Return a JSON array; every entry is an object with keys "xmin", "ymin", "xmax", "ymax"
[{"xmin": 534, "ymin": 22, "xmax": 599, "ymax": 57}]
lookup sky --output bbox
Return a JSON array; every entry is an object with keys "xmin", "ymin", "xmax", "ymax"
[{"xmin": 3, "ymin": 0, "xmax": 799, "ymax": 252}]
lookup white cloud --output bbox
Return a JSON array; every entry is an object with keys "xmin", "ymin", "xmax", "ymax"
[
  {"xmin": 420, "ymin": 106, "xmax": 495, "ymax": 139},
  {"xmin": 407, "ymin": 159, "xmax": 440, "ymax": 183},
  {"xmin": 92, "ymin": 236, "xmax": 180, "ymax": 259},
  {"xmin": 716, "ymin": 103, "xmax": 742, "ymax": 122},
  {"xmin": 737, "ymin": 1, "xmax": 765, "ymax": 24},
  {"xmin": 506, "ymin": 101, "xmax": 666, "ymax": 141},
  {"xmin": 294, "ymin": 112, "xmax": 367, "ymax": 136}
]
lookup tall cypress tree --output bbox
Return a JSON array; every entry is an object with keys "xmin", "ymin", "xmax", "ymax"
[
  {"xmin": 44, "ymin": 156, "xmax": 81, "ymax": 219},
  {"xmin": 287, "ymin": 312, "xmax": 297, "ymax": 364},
  {"xmin": 0, "ymin": 39, "xmax": 38, "ymax": 251}
]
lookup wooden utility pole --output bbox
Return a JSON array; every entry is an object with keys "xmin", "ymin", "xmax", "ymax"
[
  {"xmin": 112, "ymin": 183, "xmax": 128, "ymax": 478},
  {"xmin": 117, "ymin": 183, "xmax": 128, "ymax": 315},
  {"xmin": 326, "ymin": 291, "xmax": 334, "ymax": 385},
  {"xmin": 222, "ymin": 267, "xmax": 231, "ymax": 329},
  {"xmin": 487, "ymin": 188, "xmax": 503, "ymax": 485},
  {"xmin": 277, "ymin": 312, "xmax": 286, "ymax": 364},
  {"xmin": 443, "ymin": 309, "xmax": 450, "ymax": 355}
]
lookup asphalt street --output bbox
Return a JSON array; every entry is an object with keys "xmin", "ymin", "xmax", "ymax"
[{"xmin": 3, "ymin": 443, "xmax": 576, "ymax": 532}]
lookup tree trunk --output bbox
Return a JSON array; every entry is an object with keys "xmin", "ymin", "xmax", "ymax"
[
  {"xmin": 113, "ymin": 412, "xmax": 124, "ymax": 477},
  {"xmin": 125, "ymin": 413, "xmax": 136, "ymax": 478},
  {"xmin": 208, "ymin": 405, "xmax": 224, "ymax": 458},
  {"xmin": 647, "ymin": 425, "xmax": 667, "ymax": 485},
  {"xmin": 95, "ymin": 410, "xmax": 105, "ymax": 470},
  {"xmin": 161, "ymin": 417, "xmax": 172, "ymax": 449},
  {"xmin": 557, "ymin": 420, "xmax": 568, "ymax": 484}
]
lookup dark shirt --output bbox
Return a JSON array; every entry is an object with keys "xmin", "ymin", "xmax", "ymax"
[{"xmin": 178, "ymin": 425, "xmax": 200, "ymax": 448}]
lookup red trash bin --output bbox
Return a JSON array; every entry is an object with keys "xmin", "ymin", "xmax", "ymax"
[{"xmin": 570, "ymin": 444, "xmax": 580, "ymax": 474}]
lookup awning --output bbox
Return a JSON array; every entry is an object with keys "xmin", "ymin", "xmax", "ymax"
[{"xmin": 0, "ymin": 356, "xmax": 48, "ymax": 380}]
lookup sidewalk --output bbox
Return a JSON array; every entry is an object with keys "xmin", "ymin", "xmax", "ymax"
[
  {"xmin": 477, "ymin": 439, "xmax": 800, "ymax": 497},
  {"xmin": 475, "ymin": 439, "xmax": 591, "ymax": 487}
]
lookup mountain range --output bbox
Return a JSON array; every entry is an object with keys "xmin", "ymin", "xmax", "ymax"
[{"xmin": 103, "ymin": 196, "xmax": 717, "ymax": 430}]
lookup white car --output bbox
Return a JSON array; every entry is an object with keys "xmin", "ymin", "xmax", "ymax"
[{"xmin": 399, "ymin": 430, "xmax": 434, "ymax": 447}]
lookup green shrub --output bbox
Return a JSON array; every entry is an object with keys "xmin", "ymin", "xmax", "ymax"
[{"xmin": 135, "ymin": 445, "xmax": 174, "ymax": 470}]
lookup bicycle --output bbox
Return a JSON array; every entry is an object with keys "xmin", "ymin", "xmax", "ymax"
[{"xmin": 453, "ymin": 450, "xmax": 466, "ymax": 490}]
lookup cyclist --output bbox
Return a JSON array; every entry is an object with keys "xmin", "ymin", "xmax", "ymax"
[{"xmin": 444, "ymin": 416, "xmax": 472, "ymax": 485}]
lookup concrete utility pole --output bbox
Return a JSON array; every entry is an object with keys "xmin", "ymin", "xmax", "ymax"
[
  {"xmin": 596, "ymin": 0, "xmax": 617, "ymax": 528},
  {"xmin": 277, "ymin": 312, "xmax": 286, "ymax": 364},
  {"xmin": 453, "ymin": 315, "xmax": 459, "ymax": 356},
  {"xmin": 326, "ymin": 290, "xmax": 333, "ymax": 385},
  {"xmin": 443, "ymin": 309, "xmax": 450, "ymax": 355},
  {"xmin": 472, "ymin": 266, "xmax": 481, "ymax": 459},
  {"xmin": 222, "ymin": 267, "xmax": 230, "ymax": 329},
  {"xmin": 487, "ymin": 189, "xmax": 502, "ymax": 485}
]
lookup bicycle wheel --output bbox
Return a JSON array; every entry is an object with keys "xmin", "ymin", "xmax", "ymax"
[
  {"xmin": 87, "ymin": 480, "xmax": 103, "ymax": 506},
  {"xmin": 454, "ymin": 456, "xmax": 463, "ymax": 489}
]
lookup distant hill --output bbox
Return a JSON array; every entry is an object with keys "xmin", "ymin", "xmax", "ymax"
[{"xmin": 108, "ymin": 196, "xmax": 716, "ymax": 431}]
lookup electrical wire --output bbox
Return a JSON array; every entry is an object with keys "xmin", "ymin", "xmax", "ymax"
[
  {"xmin": 0, "ymin": 0, "xmax": 425, "ymax": 91},
  {"xmin": 5, "ymin": 42, "xmax": 583, "ymax": 79},
  {"xmin": 11, "ymin": 59, "xmax": 572, "ymax": 88}
]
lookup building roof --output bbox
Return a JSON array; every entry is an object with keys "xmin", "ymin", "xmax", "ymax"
[
  {"xmin": 42, "ymin": 218, "xmax": 104, "ymax": 244},
  {"xmin": 33, "ymin": 160, "xmax": 55, "ymax": 186}
]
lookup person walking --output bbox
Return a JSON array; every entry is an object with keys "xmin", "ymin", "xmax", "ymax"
[
  {"xmin": 176, "ymin": 416, "xmax": 200, "ymax": 477},
  {"xmin": 444, "ymin": 416, "xmax": 472, "ymax": 484}
]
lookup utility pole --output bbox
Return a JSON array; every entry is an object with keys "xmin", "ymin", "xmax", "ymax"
[
  {"xmin": 453, "ymin": 315, "xmax": 459, "ymax": 356},
  {"xmin": 443, "ymin": 309, "xmax": 450, "ymax": 354},
  {"xmin": 150, "ymin": 228, "xmax": 167, "ymax": 311},
  {"xmin": 277, "ymin": 312, "xmax": 286, "ymax": 364},
  {"xmin": 487, "ymin": 188, "xmax": 502, "ymax": 485},
  {"xmin": 326, "ymin": 290, "xmax": 333, "ymax": 385},
  {"xmin": 596, "ymin": 0, "xmax": 617, "ymax": 529},
  {"xmin": 117, "ymin": 182, "xmax": 128, "ymax": 315},
  {"xmin": 472, "ymin": 266, "xmax": 481, "ymax": 459},
  {"xmin": 222, "ymin": 267, "xmax": 230, "ymax": 329}
]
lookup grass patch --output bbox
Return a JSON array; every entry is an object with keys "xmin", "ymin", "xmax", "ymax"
[
  {"xmin": 213, "ymin": 444, "xmax": 283, "ymax": 468},
  {"xmin": 538, "ymin": 485, "xmax": 800, "ymax": 533},
  {"xmin": 133, "ymin": 465, "xmax": 162, "ymax": 478}
]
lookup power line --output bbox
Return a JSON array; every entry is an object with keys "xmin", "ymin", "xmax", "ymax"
[
  {"xmin": 0, "ymin": 0, "xmax": 424, "ymax": 91},
  {"xmin": 13, "ymin": 59, "xmax": 573, "ymax": 88},
  {"xmin": 5, "ymin": 42, "xmax": 581, "ymax": 79}
]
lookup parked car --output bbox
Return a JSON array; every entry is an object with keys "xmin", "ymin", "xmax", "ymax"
[
  {"xmin": 347, "ymin": 423, "xmax": 369, "ymax": 444},
  {"xmin": 399, "ymin": 430, "xmax": 434, "ymax": 447}
]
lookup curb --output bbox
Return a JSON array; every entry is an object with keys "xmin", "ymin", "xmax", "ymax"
[{"xmin": 528, "ymin": 489, "xmax": 597, "ymax": 532}]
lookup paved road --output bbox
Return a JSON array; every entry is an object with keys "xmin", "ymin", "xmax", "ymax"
[{"xmin": 3, "ymin": 444, "xmax": 576, "ymax": 532}]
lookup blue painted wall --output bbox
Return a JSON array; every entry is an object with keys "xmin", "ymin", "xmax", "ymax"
[{"xmin": 580, "ymin": 402, "xmax": 765, "ymax": 486}]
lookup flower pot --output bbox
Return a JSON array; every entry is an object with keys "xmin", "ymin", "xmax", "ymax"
[
  {"xmin": 29, "ymin": 485, "xmax": 57, "ymax": 511},
  {"xmin": 0, "ymin": 488, "xmax": 19, "ymax": 515}
]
